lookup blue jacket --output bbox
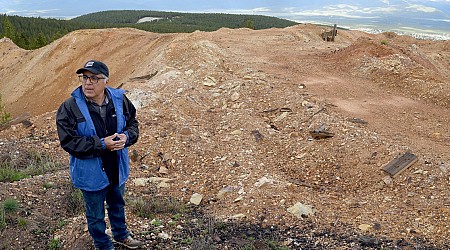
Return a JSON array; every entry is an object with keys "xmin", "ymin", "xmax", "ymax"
[{"xmin": 56, "ymin": 86, "xmax": 138, "ymax": 191}]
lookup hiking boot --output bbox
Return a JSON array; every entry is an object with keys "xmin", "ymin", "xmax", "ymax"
[{"xmin": 115, "ymin": 236, "xmax": 143, "ymax": 249}]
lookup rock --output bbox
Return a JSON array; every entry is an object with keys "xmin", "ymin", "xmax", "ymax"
[
  {"xmin": 358, "ymin": 224, "xmax": 372, "ymax": 232},
  {"xmin": 159, "ymin": 166, "xmax": 169, "ymax": 174},
  {"xmin": 287, "ymin": 202, "xmax": 315, "ymax": 218},
  {"xmin": 157, "ymin": 182, "xmax": 170, "ymax": 188},
  {"xmin": 251, "ymin": 130, "xmax": 263, "ymax": 142},
  {"xmin": 382, "ymin": 176, "xmax": 393, "ymax": 186},
  {"xmin": 203, "ymin": 76, "xmax": 217, "ymax": 86},
  {"xmin": 158, "ymin": 232, "xmax": 171, "ymax": 240},
  {"xmin": 274, "ymin": 112, "xmax": 288, "ymax": 121},
  {"xmin": 233, "ymin": 196, "xmax": 243, "ymax": 203},
  {"xmin": 190, "ymin": 193, "xmax": 203, "ymax": 205},
  {"xmin": 254, "ymin": 176, "xmax": 275, "ymax": 188},
  {"xmin": 231, "ymin": 213, "xmax": 246, "ymax": 219},
  {"xmin": 217, "ymin": 187, "xmax": 235, "ymax": 198},
  {"xmin": 133, "ymin": 177, "xmax": 172, "ymax": 186},
  {"xmin": 230, "ymin": 129, "xmax": 242, "ymax": 135},
  {"xmin": 230, "ymin": 92, "xmax": 240, "ymax": 101}
]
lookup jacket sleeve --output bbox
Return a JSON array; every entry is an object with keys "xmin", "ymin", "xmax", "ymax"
[
  {"xmin": 55, "ymin": 98, "xmax": 103, "ymax": 159},
  {"xmin": 123, "ymin": 94, "xmax": 139, "ymax": 147}
]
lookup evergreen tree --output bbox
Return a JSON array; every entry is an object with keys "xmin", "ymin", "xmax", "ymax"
[{"xmin": 3, "ymin": 15, "xmax": 15, "ymax": 40}]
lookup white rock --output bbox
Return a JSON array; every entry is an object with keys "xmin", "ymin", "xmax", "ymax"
[
  {"xmin": 190, "ymin": 193, "xmax": 203, "ymax": 205},
  {"xmin": 287, "ymin": 202, "xmax": 315, "ymax": 218},
  {"xmin": 254, "ymin": 176, "xmax": 275, "ymax": 188}
]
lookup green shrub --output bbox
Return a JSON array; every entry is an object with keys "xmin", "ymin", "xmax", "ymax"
[
  {"xmin": 57, "ymin": 219, "xmax": 66, "ymax": 228},
  {"xmin": 3, "ymin": 198, "xmax": 18, "ymax": 213},
  {"xmin": 17, "ymin": 217, "xmax": 27, "ymax": 229},
  {"xmin": 0, "ymin": 150, "xmax": 63, "ymax": 183},
  {"xmin": 130, "ymin": 196, "xmax": 185, "ymax": 219},
  {"xmin": 0, "ymin": 165, "xmax": 29, "ymax": 182},
  {"xmin": 48, "ymin": 238, "xmax": 62, "ymax": 250},
  {"xmin": 67, "ymin": 187, "xmax": 85, "ymax": 215},
  {"xmin": 380, "ymin": 40, "xmax": 388, "ymax": 45},
  {"xmin": 43, "ymin": 181, "xmax": 55, "ymax": 189},
  {"xmin": 23, "ymin": 151, "xmax": 64, "ymax": 176}
]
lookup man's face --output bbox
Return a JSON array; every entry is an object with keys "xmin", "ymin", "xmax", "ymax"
[{"xmin": 80, "ymin": 71, "xmax": 107, "ymax": 100}]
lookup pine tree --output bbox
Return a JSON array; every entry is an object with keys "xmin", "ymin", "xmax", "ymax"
[{"xmin": 3, "ymin": 15, "xmax": 15, "ymax": 40}]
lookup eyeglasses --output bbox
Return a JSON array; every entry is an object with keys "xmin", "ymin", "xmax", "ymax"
[{"xmin": 79, "ymin": 75, "xmax": 106, "ymax": 84}]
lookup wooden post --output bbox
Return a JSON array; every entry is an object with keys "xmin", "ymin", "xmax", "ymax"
[{"xmin": 331, "ymin": 24, "xmax": 337, "ymax": 42}]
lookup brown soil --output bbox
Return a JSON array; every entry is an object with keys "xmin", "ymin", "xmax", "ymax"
[{"xmin": 0, "ymin": 24, "xmax": 449, "ymax": 249}]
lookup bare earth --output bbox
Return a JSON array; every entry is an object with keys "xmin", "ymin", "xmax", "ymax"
[{"xmin": 0, "ymin": 24, "xmax": 449, "ymax": 249}]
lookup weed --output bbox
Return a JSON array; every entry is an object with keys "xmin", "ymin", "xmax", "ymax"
[
  {"xmin": 181, "ymin": 237, "xmax": 194, "ymax": 245},
  {"xmin": 0, "ymin": 94, "xmax": 11, "ymax": 124},
  {"xmin": 43, "ymin": 181, "xmax": 55, "ymax": 189},
  {"xmin": 151, "ymin": 219, "xmax": 162, "ymax": 227},
  {"xmin": 17, "ymin": 217, "xmax": 27, "ymax": 229},
  {"xmin": 130, "ymin": 196, "xmax": 185, "ymax": 219},
  {"xmin": 24, "ymin": 151, "xmax": 63, "ymax": 176},
  {"xmin": 3, "ymin": 198, "xmax": 18, "ymax": 213},
  {"xmin": 0, "ymin": 164, "xmax": 29, "ymax": 182},
  {"xmin": 48, "ymin": 238, "xmax": 62, "ymax": 250},
  {"xmin": 0, "ymin": 150, "xmax": 63, "ymax": 183},
  {"xmin": 172, "ymin": 213, "xmax": 182, "ymax": 220},
  {"xmin": 66, "ymin": 186, "xmax": 85, "ymax": 215},
  {"xmin": 57, "ymin": 219, "xmax": 66, "ymax": 228},
  {"xmin": 380, "ymin": 40, "xmax": 388, "ymax": 45}
]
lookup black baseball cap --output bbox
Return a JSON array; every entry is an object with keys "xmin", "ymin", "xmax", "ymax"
[{"xmin": 76, "ymin": 60, "xmax": 109, "ymax": 77}]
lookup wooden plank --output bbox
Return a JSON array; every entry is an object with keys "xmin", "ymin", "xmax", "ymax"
[
  {"xmin": 0, "ymin": 113, "xmax": 31, "ymax": 131},
  {"xmin": 383, "ymin": 152, "xmax": 418, "ymax": 177}
]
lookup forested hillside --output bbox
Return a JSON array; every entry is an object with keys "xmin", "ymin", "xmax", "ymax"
[{"xmin": 0, "ymin": 10, "xmax": 298, "ymax": 50}]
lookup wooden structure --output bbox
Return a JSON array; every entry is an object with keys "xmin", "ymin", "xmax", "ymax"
[
  {"xmin": 383, "ymin": 152, "xmax": 418, "ymax": 177},
  {"xmin": 322, "ymin": 24, "xmax": 338, "ymax": 42}
]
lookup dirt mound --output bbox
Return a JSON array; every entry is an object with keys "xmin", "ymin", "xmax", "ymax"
[{"xmin": 0, "ymin": 24, "xmax": 449, "ymax": 249}]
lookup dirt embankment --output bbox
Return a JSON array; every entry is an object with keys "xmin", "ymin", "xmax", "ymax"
[{"xmin": 0, "ymin": 24, "xmax": 449, "ymax": 249}]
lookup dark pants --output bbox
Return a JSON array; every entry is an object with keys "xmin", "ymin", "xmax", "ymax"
[{"xmin": 81, "ymin": 184, "xmax": 129, "ymax": 250}]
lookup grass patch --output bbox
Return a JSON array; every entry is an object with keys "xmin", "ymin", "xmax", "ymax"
[
  {"xmin": 0, "ymin": 166, "xmax": 29, "ymax": 182},
  {"xmin": 130, "ymin": 196, "xmax": 186, "ymax": 219},
  {"xmin": 66, "ymin": 186, "xmax": 85, "ymax": 215},
  {"xmin": 17, "ymin": 217, "xmax": 27, "ymax": 229},
  {"xmin": 0, "ymin": 150, "xmax": 64, "ymax": 183},
  {"xmin": 3, "ymin": 198, "xmax": 18, "ymax": 213},
  {"xmin": 48, "ymin": 238, "xmax": 62, "ymax": 250}
]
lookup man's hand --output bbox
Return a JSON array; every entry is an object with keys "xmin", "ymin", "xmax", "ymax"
[{"xmin": 104, "ymin": 133, "xmax": 127, "ymax": 151}]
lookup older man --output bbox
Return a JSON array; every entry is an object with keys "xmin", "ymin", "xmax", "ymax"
[{"xmin": 56, "ymin": 60, "xmax": 143, "ymax": 250}]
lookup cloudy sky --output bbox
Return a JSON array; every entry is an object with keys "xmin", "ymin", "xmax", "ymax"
[{"xmin": 1, "ymin": 0, "xmax": 449, "ymax": 34}]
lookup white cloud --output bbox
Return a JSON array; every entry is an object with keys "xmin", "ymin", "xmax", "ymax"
[
  {"xmin": 406, "ymin": 4, "xmax": 438, "ymax": 12},
  {"xmin": 249, "ymin": 7, "xmax": 271, "ymax": 13},
  {"xmin": 291, "ymin": 4, "xmax": 399, "ymax": 19}
]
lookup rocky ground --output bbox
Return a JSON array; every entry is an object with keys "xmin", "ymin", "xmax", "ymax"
[{"xmin": 0, "ymin": 24, "xmax": 449, "ymax": 249}]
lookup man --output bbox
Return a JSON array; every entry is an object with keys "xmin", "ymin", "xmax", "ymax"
[{"xmin": 56, "ymin": 60, "xmax": 143, "ymax": 250}]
